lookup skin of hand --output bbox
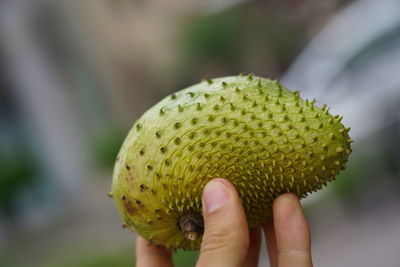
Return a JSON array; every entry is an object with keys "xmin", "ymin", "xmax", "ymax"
[{"xmin": 135, "ymin": 178, "xmax": 313, "ymax": 267}]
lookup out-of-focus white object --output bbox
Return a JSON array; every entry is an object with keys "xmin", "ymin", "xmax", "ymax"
[
  {"xmin": 282, "ymin": 2, "xmax": 400, "ymax": 267},
  {"xmin": 283, "ymin": 0, "xmax": 400, "ymax": 141}
]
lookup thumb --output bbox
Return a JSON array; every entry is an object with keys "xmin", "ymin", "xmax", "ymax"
[{"xmin": 196, "ymin": 178, "xmax": 249, "ymax": 267}]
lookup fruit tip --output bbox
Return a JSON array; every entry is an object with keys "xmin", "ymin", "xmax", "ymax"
[
  {"xmin": 336, "ymin": 146, "xmax": 344, "ymax": 153},
  {"xmin": 324, "ymin": 107, "xmax": 331, "ymax": 114},
  {"xmin": 247, "ymin": 73, "xmax": 254, "ymax": 80},
  {"xmin": 159, "ymin": 107, "xmax": 166, "ymax": 115},
  {"xmin": 257, "ymin": 78, "xmax": 262, "ymax": 88},
  {"xmin": 202, "ymin": 77, "xmax": 213, "ymax": 84}
]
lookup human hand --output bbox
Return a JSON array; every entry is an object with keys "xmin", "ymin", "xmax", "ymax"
[{"xmin": 135, "ymin": 178, "xmax": 313, "ymax": 267}]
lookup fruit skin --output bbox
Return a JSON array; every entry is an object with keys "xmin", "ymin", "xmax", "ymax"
[{"xmin": 110, "ymin": 74, "xmax": 352, "ymax": 250}]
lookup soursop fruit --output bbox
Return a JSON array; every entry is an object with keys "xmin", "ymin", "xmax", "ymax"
[{"xmin": 110, "ymin": 74, "xmax": 352, "ymax": 250}]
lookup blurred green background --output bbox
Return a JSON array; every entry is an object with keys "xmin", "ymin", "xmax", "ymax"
[{"xmin": 1, "ymin": 0, "xmax": 400, "ymax": 266}]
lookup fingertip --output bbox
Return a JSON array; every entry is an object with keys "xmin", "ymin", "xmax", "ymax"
[
  {"xmin": 135, "ymin": 236, "xmax": 147, "ymax": 255},
  {"xmin": 136, "ymin": 236, "xmax": 147, "ymax": 248},
  {"xmin": 273, "ymin": 193, "xmax": 308, "ymax": 242},
  {"xmin": 272, "ymin": 193, "xmax": 312, "ymax": 267},
  {"xmin": 202, "ymin": 179, "xmax": 231, "ymax": 214},
  {"xmin": 197, "ymin": 178, "xmax": 249, "ymax": 266},
  {"xmin": 211, "ymin": 178, "xmax": 235, "ymax": 189},
  {"xmin": 273, "ymin": 193, "xmax": 300, "ymax": 210},
  {"xmin": 273, "ymin": 193, "xmax": 301, "ymax": 220},
  {"xmin": 136, "ymin": 236, "xmax": 173, "ymax": 267}
]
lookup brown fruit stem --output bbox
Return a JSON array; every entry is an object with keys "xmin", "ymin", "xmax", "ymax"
[{"xmin": 179, "ymin": 213, "xmax": 204, "ymax": 241}]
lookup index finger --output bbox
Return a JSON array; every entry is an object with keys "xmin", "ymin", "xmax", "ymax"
[
  {"xmin": 273, "ymin": 193, "xmax": 313, "ymax": 267},
  {"xmin": 136, "ymin": 236, "xmax": 173, "ymax": 267}
]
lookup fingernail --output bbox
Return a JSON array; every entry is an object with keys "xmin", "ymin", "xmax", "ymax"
[{"xmin": 203, "ymin": 180, "xmax": 230, "ymax": 213}]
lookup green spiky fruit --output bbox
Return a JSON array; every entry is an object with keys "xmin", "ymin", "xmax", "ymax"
[{"xmin": 110, "ymin": 74, "xmax": 352, "ymax": 250}]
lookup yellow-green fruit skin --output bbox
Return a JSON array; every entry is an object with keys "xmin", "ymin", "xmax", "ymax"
[{"xmin": 111, "ymin": 75, "xmax": 352, "ymax": 250}]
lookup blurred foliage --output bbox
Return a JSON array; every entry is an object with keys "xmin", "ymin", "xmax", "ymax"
[
  {"xmin": 173, "ymin": 250, "xmax": 199, "ymax": 266},
  {"xmin": 176, "ymin": 1, "xmax": 308, "ymax": 84},
  {"xmin": 0, "ymin": 53, "xmax": 39, "ymax": 214},
  {"xmin": 331, "ymin": 149, "xmax": 365, "ymax": 200},
  {"xmin": 0, "ymin": 143, "xmax": 39, "ymax": 215},
  {"xmin": 40, "ymin": 248, "xmax": 133, "ymax": 267},
  {"xmin": 91, "ymin": 128, "xmax": 126, "ymax": 169},
  {"xmin": 331, "ymin": 122, "xmax": 400, "ymax": 213},
  {"xmin": 33, "ymin": 246, "xmax": 198, "ymax": 267},
  {"xmin": 180, "ymin": 11, "xmax": 240, "ymax": 69}
]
